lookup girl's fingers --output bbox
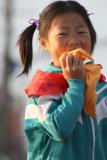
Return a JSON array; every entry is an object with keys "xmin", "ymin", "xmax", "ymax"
[
  {"xmin": 59, "ymin": 53, "xmax": 85, "ymax": 80},
  {"xmin": 66, "ymin": 54, "xmax": 73, "ymax": 69},
  {"xmin": 72, "ymin": 54, "xmax": 80, "ymax": 67},
  {"xmin": 66, "ymin": 54, "xmax": 80, "ymax": 71},
  {"xmin": 59, "ymin": 53, "xmax": 66, "ymax": 69},
  {"xmin": 78, "ymin": 59, "xmax": 84, "ymax": 67}
]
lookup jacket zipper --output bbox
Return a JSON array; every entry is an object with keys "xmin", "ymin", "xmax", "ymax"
[{"xmin": 89, "ymin": 117, "xmax": 95, "ymax": 160}]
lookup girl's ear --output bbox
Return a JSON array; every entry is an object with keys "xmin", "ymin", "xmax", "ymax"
[{"xmin": 39, "ymin": 37, "xmax": 48, "ymax": 50}]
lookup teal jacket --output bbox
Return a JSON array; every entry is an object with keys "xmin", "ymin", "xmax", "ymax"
[{"xmin": 24, "ymin": 64, "xmax": 107, "ymax": 160}]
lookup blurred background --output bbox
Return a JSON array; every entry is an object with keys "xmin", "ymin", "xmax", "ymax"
[{"xmin": 0, "ymin": 0, "xmax": 107, "ymax": 159}]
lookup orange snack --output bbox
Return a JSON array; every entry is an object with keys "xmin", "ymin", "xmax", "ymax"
[{"xmin": 64, "ymin": 48, "xmax": 93, "ymax": 61}]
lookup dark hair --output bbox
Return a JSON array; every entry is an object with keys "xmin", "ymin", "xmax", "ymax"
[{"xmin": 17, "ymin": 0, "xmax": 96, "ymax": 75}]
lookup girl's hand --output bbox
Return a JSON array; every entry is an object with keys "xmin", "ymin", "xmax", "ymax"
[{"xmin": 59, "ymin": 53, "xmax": 85, "ymax": 80}]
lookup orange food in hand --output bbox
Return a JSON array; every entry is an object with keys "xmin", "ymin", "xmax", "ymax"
[{"xmin": 64, "ymin": 48, "xmax": 93, "ymax": 61}]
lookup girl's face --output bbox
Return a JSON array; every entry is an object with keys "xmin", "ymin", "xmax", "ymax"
[{"xmin": 40, "ymin": 12, "xmax": 91, "ymax": 66}]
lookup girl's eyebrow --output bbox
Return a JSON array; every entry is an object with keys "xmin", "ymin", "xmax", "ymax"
[
  {"xmin": 76, "ymin": 24, "xmax": 87, "ymax": 29},
  {"xmin": 58, "ymin": 24, "xmax": 87, "ymax": 30},
  {"xmin": 57, "ymin": 26, "xmax": 71, "ymax": 31}
]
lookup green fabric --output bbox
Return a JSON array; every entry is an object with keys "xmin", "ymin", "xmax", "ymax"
[{"xmin": 24, "ymin": 64, "xmax": 107, "ymax": 160}]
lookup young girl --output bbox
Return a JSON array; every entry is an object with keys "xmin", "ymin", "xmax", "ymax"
[{"xmin": 17, "ymin": 1, "xmax": 107, "ymax": 160}]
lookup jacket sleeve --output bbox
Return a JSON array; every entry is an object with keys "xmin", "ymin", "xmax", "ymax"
[{"xmin": 24, "ymin": 79, "xmax": 85, "ymax": 141}]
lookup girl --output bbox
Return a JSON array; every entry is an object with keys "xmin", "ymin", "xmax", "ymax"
[{"xmin": 17, "ymin": 1, "xmax": 107, "ymax": 160}]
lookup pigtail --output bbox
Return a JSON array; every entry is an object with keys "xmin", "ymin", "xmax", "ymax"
[{"xmin": 17, "ymin": 24, "xmax": 36, "ymax": 75}]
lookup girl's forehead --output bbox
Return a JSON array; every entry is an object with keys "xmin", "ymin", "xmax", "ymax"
[{"xmin": 51, "ymin": 12, "xmax": 87, "ymax": 29}]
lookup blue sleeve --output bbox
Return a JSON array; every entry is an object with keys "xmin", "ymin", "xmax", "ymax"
[{"xmin": 24, "ymin": 79, "xmax": 85, "ymax": 141}]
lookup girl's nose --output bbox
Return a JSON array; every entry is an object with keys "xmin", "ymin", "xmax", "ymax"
[{"xmin": 68, "ymin": 38, "xmax": 80, "ymax": 48}]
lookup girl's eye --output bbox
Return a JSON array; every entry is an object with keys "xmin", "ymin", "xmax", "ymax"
[
  {"xmin": 77, "ymin": 31, "xmax": 87, "ymax": 34},
  {"xmin": 57, "ymin": 33, "xmax": 67, "ymax": 36}
]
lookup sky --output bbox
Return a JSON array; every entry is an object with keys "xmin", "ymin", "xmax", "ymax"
[{"xmin": 0, "ymin": 0, "xmax": 107, "ymax": 103}]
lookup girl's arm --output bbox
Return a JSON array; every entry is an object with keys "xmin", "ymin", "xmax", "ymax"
[{"xmin": 24, "ymin": 79, "xmax": 85, "ymax": 141}]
